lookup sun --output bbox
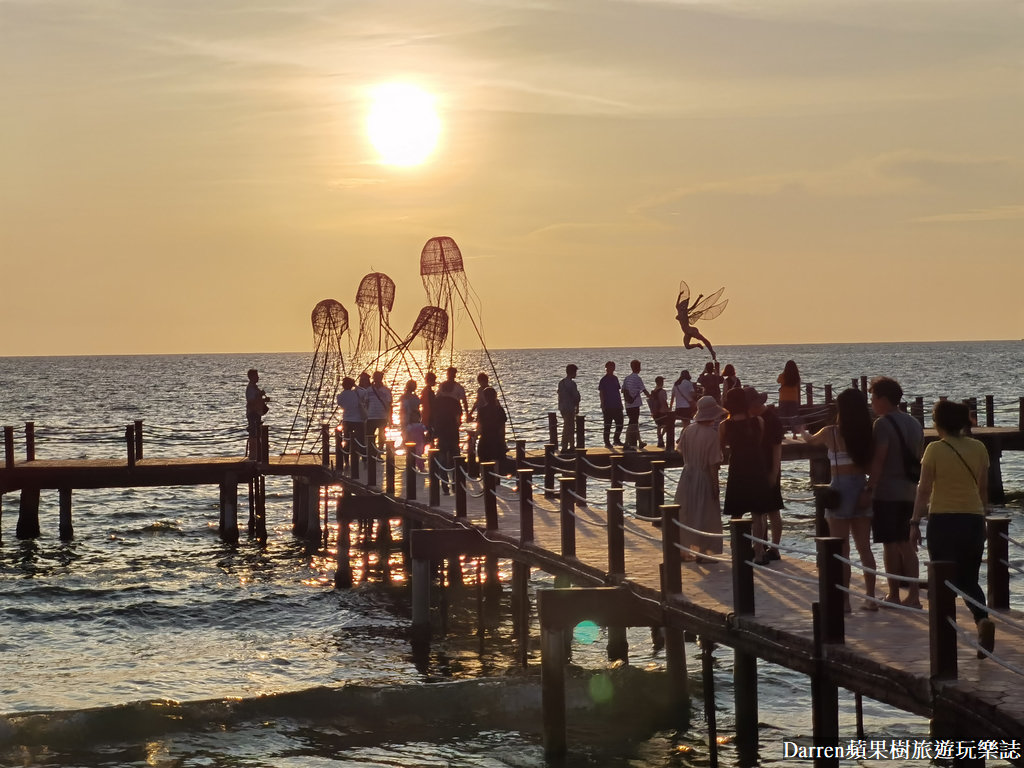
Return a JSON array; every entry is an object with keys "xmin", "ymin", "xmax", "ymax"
[{"xmin": 367, "ymin": 83, "xmax": 441, "ymax": 167}]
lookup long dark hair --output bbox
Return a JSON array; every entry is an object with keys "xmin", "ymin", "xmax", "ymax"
[
  {"xmin": 781, "ymin": 360, "xmax": 800, "ymax": 386},
  {"xmin": 836, "ymin": 388, "xmax": 873, "ymax": 469},
  {"xmin": 674, "ymin": 370, "xmax": 691, "ymax": 386}
]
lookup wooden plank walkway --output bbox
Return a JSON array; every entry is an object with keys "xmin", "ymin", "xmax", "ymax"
[{"xmin": 340, "ymin": 454, "xmax": 1024, "ymax": 752}]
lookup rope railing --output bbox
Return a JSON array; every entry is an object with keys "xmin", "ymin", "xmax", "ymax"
[
  {"xmin": 1001, "ymin": 531, "xmax": 1024, "ymax": 550},
  {"xmin": 620, "ymin": 517, "xmax": 663, "ymax": 544},
  {"xmin": 835, "ymin": 584, "xmax": 925, "ymax": 614},
  {"xmin": 629, "ymin": 509, "xmax": 662, "ymax": 524},
  {"xmin": 747, "ymin": 562, "xmax": 819, "ymax": 586},
  {"xmin": 671, "ymin": 518, "xmax": 728, "ymax": 540},
  {"xmin": 673, "ymin": 541, "xmax": 730, "ymax": 563},
  {"xmin": 943, "ymin": 580, "xmax": 1024, "ymax": 634},
  {"xmin": 1003, "ymin": 560, "xmax": 1024, "ymax": 576},
  {"xmin": 619, "ymin": 467, "xmax": 653, "ymax": 479},
  {"xmin": 833, "ymin": 554, "xmax": 925, "ymax": 585},
  {"xmin": 945, "ymin": 617, "xmax": 1024, "ymax": 677}
]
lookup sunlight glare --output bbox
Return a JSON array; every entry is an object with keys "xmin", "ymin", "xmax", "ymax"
[{"xmin": 367, "ymin": 83, "xmax": 441, "ymax": 166}]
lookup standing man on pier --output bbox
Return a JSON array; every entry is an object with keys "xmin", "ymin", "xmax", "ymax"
[
  {"xmin": 245, "ymin": 368, "xmax": 269, "ymax": 459},
  {"xmin": 439, "ymin": 366, "xmax": 470, "ymax": 421},
  {"xmin": 557, "ymin": 364, "xmax": 581, "ymax": 453},
  {"xmin": 622, "ymin": 359, "xmax": 649, "ymax": 450},
  {"xmin": 598, "ymin": 361, "xmax": 624, "ymax": 449},
  {"xmin": 866, "ymin": 376, "xmax": 924, "ymax": 607}
]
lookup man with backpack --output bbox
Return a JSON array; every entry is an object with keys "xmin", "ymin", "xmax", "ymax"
[{"xmin": 866, "ymin": 376, "xmax": 925, "ymax": 607}]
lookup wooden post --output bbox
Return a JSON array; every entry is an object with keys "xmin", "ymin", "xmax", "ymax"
[
  {"xmin": 482, "ymin": 461, "xmax": 498, "ymax": 531},
  {"xmin": 1019, "ymin": 397, "xmax": 1024, "ymax": 431},
  {"xmin": 559, "ymin": 476, "xmax": 576, "ymax": 558},
  {"xmin": 16, "ymin": 487, "xmax": 41, "ymax": 539},
  {"xmin": 911, "ymin": 397, "xmax": 925, "ymax": 427},
  {"xmin": 515, "ymin": 439, "xmax": 526, "ymax": 469},
  {"xmin": 321, "ymin": 424, "xmax": 330, "ymax": 467},
  {"xmin": 987, "ymin": 443, "xmax": 1005, "ymax": 504},
  {"xmin": 816, "ymin": 536, "xmax": 845, "ymax": 644},
  {"xmin": 651, "ymin": 460, "xmax": 665, "ymax": 511},
  {"xmin": 573, "ymin": 451, "xmax": 586, "ymax": 507},
  {"xmin": 805, "ymin": 383, "xmax": 814, "ymax": 407},
  {"xmin": 306, "ymin": 484, "xmax": 322, "ymax": 543},
  {"xmin": 575, "ymin": 414, "xmax": 586, "ymax": 449},
  {"xmin": 860, "ymin": 375, "xmax": 868, "ymax": 393},
  {"xmin": 824, "ymin": 384, "xmax": 833, "ymax": 405},
  {"xmin": 664, "ymin": 622, "xmax": 689, "ymax": 724},
  {"xmin": 219, "ymin": 474, "xmax": 239, "ymax": 544},
  {"xmin": 429, "ymin": 449, "xmax": 442, "ymax": 507},
  {"xmin": 548, "ymin": 412, "xmax": 559, "ymax": 447},
  {"xmin": 541, "ymin": 621, "xmax": 567, "ymax": 759},
  {"xmin": 58, "ymin": 488, "xmax": 73, "ymax": 541},
  {"xmin": 454, "ymin": 454, "xmax": 468, "ymax": 518},
  {"xmin": 466, "ymin": 429, "xmax": 479, "ymax": 478},
  {"xmin": 512, "ymin": 560, "xmax": 531, "ymax": 667},
  {"xmin": 733, "ymin": 649, "xmax": 759, "ymax": 764},
  {"xmin": 812, "ymin": 485, "xmax": 830, "ymax": 538},
  {"xmin": 385, "ymin": 442, "xmax": 396, "ymax": 495},
  {"xmin": 518, "ymin": 469, "xmax": 534, "ymax": 544},
  {"xmin": 335, "ymin": 496, "xmax": 352, "ymax": 588},
  {"xmin": 810, "ymin": 602, "xmax": 839, "ymax": 765},
  {"xmin": 411, "ymin": 557, "xmax": 432, "ymax": 648},
  {"xmin": 335, "ymin": 429, "xmax": 345, "ymax": 471},
  {"xmin": 134, "ymin": 420, "xmax": 143, "ymax": 460},
  {"xmin": 985, "ymin": 395, "xmax": 995, "ymax": 427},
  {"xmin": 607, "ymin": 487, "xmax": 625, "ymax": 577},
  {"xmin": 928, "ymin": 560, "xmax": 958, "ymax": 680},
  {"xmin": 730, "ymin": 518, "xmax": 754, "ymax": 615},
  {"xmin": 292, "ymin": 477, "xmax": 308, "ymax": 537},
  {"xmin": 986, "ymin": 516, "xmax": 1010, "ymax": 611},
  {"xmin": 125, "ymin": 424, "xmax": 136, "ymax": 468},
  {"xmin": 661, "ymin": 504, "xmax": 682, "ymax": 597},
  {"xmin": 405, "ymin": 442, "xmax": 417, "ymax": 501},
  {"xmin": 349, "ymin": 430, "xmax": 361, "ymax": 480},
  {"xmin": 4, "ymin": 426, "xmax": 14, "ymax": 469},
  {"xmin": 701, "ymin": 638, "xmax": 719, "ymax": 768},
  {"xmin": 544, "ymin": 444, "xmax": 557, "ymax": 499},
  {"xmin": 608, "ymin": 453, "xmax": 622, "ymax": 489},
  {"xmin": 254, "ymin": 475, "xmax": 267, "ymax": 542},
  {"xmin": 260, "ymin": 424, "xmax": 269, "ymax": 462},
  {"xmin": 25, "ymin": 422, "xmax": 35, "ymax": 461},
  {"xmin": 366, "ymin": 441, "xmax": 377, "ymax": 487}
]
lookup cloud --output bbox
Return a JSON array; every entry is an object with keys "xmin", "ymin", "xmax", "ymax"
[{"xmin": 911, "ymin": 205, "xmax": 1024, "ymax": 223}]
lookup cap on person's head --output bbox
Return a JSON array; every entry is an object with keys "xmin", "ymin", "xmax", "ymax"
[
  {"xmin": 695, "ymin": 395, "xmax": 727, "ymax": 423},
  {"xmin": 566, "ymin": 364, "xmax": 578, "ymax": 375},
  {"xmin": 724, "ymin": 387, "xmax": 748, "ymax": 415},
  {"xmin": 743, "ymin": 385, "xmax": 768, "ymax": 410}
]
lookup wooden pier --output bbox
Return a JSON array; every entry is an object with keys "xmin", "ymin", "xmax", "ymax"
[{"xmin": 2, "ymin": 408, "xmax": 1024, "ymax": 765}]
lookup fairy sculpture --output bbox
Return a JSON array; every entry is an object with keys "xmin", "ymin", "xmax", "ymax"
[{"xmin": 675, "ymin": 281, "xmax": 728, "ymax": 360}]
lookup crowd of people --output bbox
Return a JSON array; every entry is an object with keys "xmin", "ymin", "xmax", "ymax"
[{"xmin": 247, "ymin": 356, "xmax": 997, "ymax": 658}]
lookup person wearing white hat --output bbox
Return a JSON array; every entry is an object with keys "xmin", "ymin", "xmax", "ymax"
[{"xmin": 673, "ymin": 395, "xmax": 728, "ymax": 562}]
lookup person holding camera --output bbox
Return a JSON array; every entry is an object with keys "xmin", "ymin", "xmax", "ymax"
[{"xmin": 245, "ymin": 368, "xmax": 270, "ymax": 459}]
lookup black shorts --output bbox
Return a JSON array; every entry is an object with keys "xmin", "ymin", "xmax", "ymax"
[{"xmin": 871, "ymin": 499, "xmax": 913, "ymax": 544}]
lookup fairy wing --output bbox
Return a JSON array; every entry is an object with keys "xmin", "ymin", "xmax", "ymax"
[
  {"xmin": 688, "ymin": 287, "xmax": 727, "ymax": 323},
  {"xmin": 676, "ymin": 280, "xmax": 691, "ymax": 308}
]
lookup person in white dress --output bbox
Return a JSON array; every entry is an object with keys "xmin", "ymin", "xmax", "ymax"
[{"xmin": 673, "ymin": 396, "xmax": 727, "ymax": 561}]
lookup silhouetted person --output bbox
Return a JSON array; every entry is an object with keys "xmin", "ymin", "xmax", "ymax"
[{"xmin": 245, "ymin": 368, "xmax": 269, "ymax": 459}]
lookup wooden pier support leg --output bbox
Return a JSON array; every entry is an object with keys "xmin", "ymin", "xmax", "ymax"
[
  {"xmin": 810, "ymin": 603, "xmax": 839, "ymax": 766},
  {"xmin": 664, "ymin": 625, "xmax": 689, "ymax": 723},
  {"xmin": 58, "ymin": 488, "xmax": 73, "ymax": 541},
  {"xmin": 306, "ymin": 484, "xmax": 322, "ymax": 543},
  {"xmin": 16, "ymin": 487, "xmax": 41, "ymax": 540},
  {"xmin": 733, "ymin": 649, "xmax": 759, "ymax": 765},
  {"xmin": 335, "ymin": 497, "xmax": 352, "ymax": 589},
  {"xmin": 0, "ymin": 493, "xmax": 4, "ymax": 542},
  {"xmin": 247, "ymin": 478, "xmax": 256, "ymax": 537},
  {"xmin": 291, "ymin": 477, "xmax": 309, "ymax": 537},
  {"xmin": 512, "ymin": 560, "xmax": 531, "ymax": 667},
  {"xmin": 701, "ymin": 638, "xmax": 719, "ymax": 768},
  {"xmin": 219, "ymin": 475, "xmax": 239, "ymax": 544},
  {"xmin": 411, "ymin": 557, "xmax": 432, "ymax": 650},
  {"xmin": 730, "ymin": 518, "xmax": 755, "ymax": 615},
  {"xmin": 255, "ymin": 475, "xmax": 267, "ymax": 542},
  {"xmin": 986, "ymin": 516, "xmax": 1010, "ymax": 611},
  {"xmin": 541, "ymin": 623, "xmax": 567, "ymax": 760}
]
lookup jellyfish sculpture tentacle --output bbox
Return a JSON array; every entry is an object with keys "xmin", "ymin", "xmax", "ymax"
[
  {"xmin": 284, "ymin": 299, "xmax": 349, "ymax": 455},
  {"xmin": 675, "ymin": 281, "xmax": 728, "ymax": 361}
]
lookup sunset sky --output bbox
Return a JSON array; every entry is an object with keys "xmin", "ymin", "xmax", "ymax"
[{"xmin": 3, "ymin": 0, "xmax": 1021, "ymax": 356}]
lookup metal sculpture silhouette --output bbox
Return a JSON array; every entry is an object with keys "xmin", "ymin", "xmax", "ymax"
[
  {"xmin": 376, "ymin": 306, "xmax": 449, "ymax": 375},
  {"xmin": 284, "ymin": 299, "xmax": 350, "ymax": 454},
  {"xmin": 353, "ymin": 272, "xmax": 398, "ymax": 368},
  {"xmin": 675, "ymin": 281, "xmax": 728, "ymax": 360}
]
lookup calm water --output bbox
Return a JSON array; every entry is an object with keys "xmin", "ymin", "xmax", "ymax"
[{"xmin": 1, "ymin": 342, "xmax": 1022, "ymax": 767}]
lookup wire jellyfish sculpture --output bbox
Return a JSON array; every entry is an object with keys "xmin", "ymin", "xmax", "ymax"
[
  {"xmin": 675, "ymin": 280, "xmax": 728, "ymax": 360},
  {"xmin": 419, "ymin": 235, "xmax": 515, "ymax": 437},
  {"xmin": 353, "ymin": 272, "xmax": 399, "ymax": 369},
  {"xmin": 284, "ymin": 299, "xmax": 350, "ymax": 455},
  {"xmin": 374, "ymin": 306, "xmax": 449, "ymax": 376}
]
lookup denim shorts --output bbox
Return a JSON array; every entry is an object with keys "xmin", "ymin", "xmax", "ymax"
[{"xmin": 825, "ymin": 474, "xmax": 871, "ymax": 520}]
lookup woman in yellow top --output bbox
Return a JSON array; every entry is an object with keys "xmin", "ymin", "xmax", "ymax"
[
  {"xmin": 910, "ymin": 400, "xmax": 993, "ymax": 657},
  {"xmin": 776, "ymin": 360, "xmax": 800, "ymax": 437}
]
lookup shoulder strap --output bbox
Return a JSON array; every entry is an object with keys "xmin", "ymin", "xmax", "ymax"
[
  {"xmin": 942, "ymin": 440, "xmax": 978, "ymax": 486},
  {"xmin": 884, "ymin": 414, "xmax": 913, "ymax": 458}
]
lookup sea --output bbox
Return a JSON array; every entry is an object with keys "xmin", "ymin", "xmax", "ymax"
[{"xmin": 1, "ymin": 341, "xmax": 1022, "ymax": 767}]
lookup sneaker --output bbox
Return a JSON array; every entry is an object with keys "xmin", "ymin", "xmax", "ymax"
[{"xmin": 977, "ymin": 618, "xmax": 995, "ymax": 658}]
